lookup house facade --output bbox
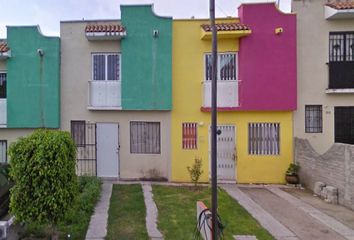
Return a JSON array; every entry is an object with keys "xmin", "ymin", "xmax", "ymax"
[
  {"xmin": 0, "ymin": 26, "xmax": 60, "ymax": 163},
  {"xmin": 293, "ymin": 0, "xmax": 354, "ymax": 153},
  {"xmin": 60, "ymin": 5, "xmax": 172, "ymax": 179},
  {"xmin": 171, "ymin": 3, "xmax": 297, "ymax": 183}
]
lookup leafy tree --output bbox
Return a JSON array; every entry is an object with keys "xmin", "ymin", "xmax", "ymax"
[{"xmin": 9, "ymin": 129, "xmax": 78, "ymax": 240}]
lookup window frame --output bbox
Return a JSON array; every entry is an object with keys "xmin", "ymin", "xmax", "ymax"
[
  {"xmin": 91, "ymin": 53, "xmax": 121, "ymax": 81},
  {"xmin": 248, "ymin": 122, "xmax": 280, "ymax": 155},
  {"xmin": 0, "ymin": 71, "xmax": 6, "ymax": 99},
  {"xmin": 130, "ymin": 121, "xmax": 161, "ymax": 154},
  {"xmin": 0, "ymin": 140, "xmax": 7, "ymax": 163},
  {"xmin": 71, "ymin": 120, "xmax": 86, "ymax": 147},
  {"xmin": 204, "ymin": 52, "xmax": 238, "ymax": 81},
  {"xmin": 305, "ymin": 105, "xmax": 323, "ymax": 133},
  {"xmin": 329, "ymin": 32, "xmax": 354, "ymax": 62},
  {"xmin": 182, "ymin": 122, "xmax": 198, "ymax": 149}
]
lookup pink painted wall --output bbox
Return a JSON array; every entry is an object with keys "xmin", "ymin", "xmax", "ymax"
[{"xmin": 237, "ymin": 3, "xmax": 297, "ymax": 110}]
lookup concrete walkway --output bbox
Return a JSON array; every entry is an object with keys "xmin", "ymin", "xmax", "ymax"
[
  {"xmin": 142, "ymin": 183, "xmax": 164, "ymax": 240},
  {"xmin": 222, "ymin": 184, "xmax": 354, "ymax": 240},
  {"xmin": 86, "ymin": 182, "xmax": 112, "ymax": 240}
]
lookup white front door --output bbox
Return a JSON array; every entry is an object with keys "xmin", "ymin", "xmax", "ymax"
[
  {"xmin": 97, "ymin": 123, "xmax": 119, "ymax": 178},
  {"xmin": 211, "ymin": 125, "xmax": 236, "ymax": 181}
]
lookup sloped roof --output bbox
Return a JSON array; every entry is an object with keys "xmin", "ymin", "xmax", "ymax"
[
  {"xmin": 85, "ymin": 24, "xmax": 125, "ymax": 33},
  {"xmin": 0, "ymin": 42, "xmax": 9, "ymax": 53},
  {"xmin": 201, "ymin": 23, "xmax": 250, "ymax": 32},
  {"xmin": 326, "ymin": 1, "xmax": 354, "ymax": 10}
]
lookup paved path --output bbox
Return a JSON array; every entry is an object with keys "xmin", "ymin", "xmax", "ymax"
[
  {"xmin": 86, "ymin": 182, "xmax": 112, "ymax": 240},
  {"xmin": 142, "ymin": 183, "xmax": 164, "ymax": 240},
  {"xmin": 223, "ymin": 184, "xmax": 354, "ymax": 240}
]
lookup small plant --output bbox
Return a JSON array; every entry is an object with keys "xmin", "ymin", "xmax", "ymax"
[
  {"xmin": 187, "ymin": 157, "xmax": 204, "ymax": 187},
  {"xmin": 286, "ymin": 163, "xmax": 300, "ymax": 176}
]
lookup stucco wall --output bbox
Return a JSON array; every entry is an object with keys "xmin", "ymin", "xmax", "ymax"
[
  {"xmin": 293, "ymin": 0, "xmax": 354, "ymax": 153},
  {"xmin": 0, "ymin": 60, "xmax": 5, "ymax": 71},
  {"xmin": 7, "ymin": 26, "xmax": 60, "ymax": 128},
  {"xmin": 171, "ymin": 19, "xmax": 293, "ymax": 183},
  {"xmin": 295, "ymin": 138, "xmax": 354, "ymax": 210},
  {"xmin": 60, "ymin": 21, "xmax": 171, "ymax": 180},
  {"xmin": 238, "ymin": 3, "xmax": 297, "ymax": 111}
]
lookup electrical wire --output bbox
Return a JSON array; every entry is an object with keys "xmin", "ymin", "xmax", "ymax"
[{"xmin": 194, "ymin": 208, "xmax": 225, "ymax": 240}]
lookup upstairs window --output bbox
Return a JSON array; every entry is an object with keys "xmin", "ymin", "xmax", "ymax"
[
  {"xmin": 305, "ymin": 105, "xmax": 323, "ymax": 133},
  {"xmin": 329, "ymin": 32, "xmax": 354, "ymax": 62},
  {"xmin": 0, "ymin": 73, "xmax": 6, "ymax": 99},
  {"xmin": 92, "ymin": 53, "xmax": 120, "ymax": 81},
  {"xmin": 205, "ymin": 53, "xmax": 237, "ymax": 81}
]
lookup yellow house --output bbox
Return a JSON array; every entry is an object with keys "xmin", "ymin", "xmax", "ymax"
[{"xmin": 171, "ymin": 3, "xmax": 297, "ymax": 183}]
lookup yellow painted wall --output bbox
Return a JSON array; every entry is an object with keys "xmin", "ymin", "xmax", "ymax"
[{"xmin": 171, "ymin": 19, "xmax": 293, "ymax": 183}]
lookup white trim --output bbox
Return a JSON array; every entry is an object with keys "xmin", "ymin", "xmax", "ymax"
[
  {"xmin": 86, "ymin": 31, "xmax": 126, "ymax": 41},
  {"xmin": 326, "ymin": 88, "xmax": 354, "ymax": 94},
  {"xmin": 88, "ymin": 106, "xmax": 122, "ymax": 110},
  {"xmin": 325, "ymin": 6, "xmax": 354, "ymax": 20}
]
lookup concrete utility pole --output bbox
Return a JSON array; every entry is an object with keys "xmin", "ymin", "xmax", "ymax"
[{"xmin": 209, "ymin": 0, "xmax": 218, "ymax": 239}]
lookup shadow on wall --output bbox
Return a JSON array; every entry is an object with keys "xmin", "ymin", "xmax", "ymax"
[{"xmin": 295, "ymin": 137, "xmax": 354, "ymax": 210}]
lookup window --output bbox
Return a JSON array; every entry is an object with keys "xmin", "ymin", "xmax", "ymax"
[
  {"xmin": 305, "ymin": 105, "xmax": 322, "ymax": 133},
  {"xmin": 0, "ymin": 140, "xmax": 6, "ymax": 163},
  {"xmin": 205, "ymin": 53, "xmax": 237, "ymax": 81},
  {"xmin": 182, "ymin": 123, "xmax": 198, "ymax": 149},
  {"xmin": 335, "ymin": 107, "xmax": 354, "ymax": 144},
  {"xmin": 0, "ymin": 73, "xmax": 6, "ymax": 99},
  {"xmin": 130, "ymin": 122, "xmax": 160, "ymax": 154},
  {"xmin": 329, "ymin": 32, "xmax": 354, "ymax": 62},
  {"xmin": 71, "ymin": 121, "xmax": 86, "ymax": 146},
  {"xmin": 249, "ymin": 123, "xmax": 280, "ymax": 155},
  {"xmin": 92, "ymin": 53, "xmax": 120, "ymax": 81}
]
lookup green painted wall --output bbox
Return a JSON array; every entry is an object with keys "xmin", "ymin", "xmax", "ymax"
[
  {"xmin": 7, "ymin": 26, "xmax": 60, "ymax": 128},
  {"xmin": 121, "ymin": 5, "xmax": 172, "ymax": 110}
]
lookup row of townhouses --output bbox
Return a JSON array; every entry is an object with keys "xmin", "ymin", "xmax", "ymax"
[{"xmin": 0, "ymin": 1, "xmax": 353, "ymax": 192}]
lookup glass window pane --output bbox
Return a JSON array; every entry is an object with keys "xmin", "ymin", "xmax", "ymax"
[
  {"xmin": 93, "ymin": 54, "xmax": 106, "ymax": 80},
  {"xmin": 0, "ymin": 73, "xmax": 6, "ymax": 99},
  {"xmin": 107, "ymin": 54, "xmax": 120, "ymax": 80}
]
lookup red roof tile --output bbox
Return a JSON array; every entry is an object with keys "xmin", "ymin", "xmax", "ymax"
[
  {"xmin": 0, "ymin": 42, "xmax": 9, "ymax": 53},
  {"xmin": 85, "ymin": 24, "xmax": 125, "ymax": 33},
  {"xmin": 326, "ymin": 1, "xmax": 354, "ymax": 10},
  {"xmin": 201, "ymin": 23, "xmax": 250, "ymax": 32}
]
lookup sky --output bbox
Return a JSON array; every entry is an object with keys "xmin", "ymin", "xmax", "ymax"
[{"xmin": 0, "ymin": 0, "xmax": 291, "ymax": 38}]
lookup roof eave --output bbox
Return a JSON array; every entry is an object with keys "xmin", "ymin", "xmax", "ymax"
[{"xmin": 325, "ymin": 5, "xmax": 354, "ymax": 19}]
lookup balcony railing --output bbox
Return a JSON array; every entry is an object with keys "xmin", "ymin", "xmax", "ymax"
[
  {"xmin": 0, "ymin": 99, "xmax": 6, "ymax": 127},
  {"xmin": 329, "ymin": 62, "xmax": 354, "ymax": 89},
  {"xmin": 88, "ymin": 81, "xmax": 121, "ymax": 109},
  {"xmin": 202, "ymin": 80, "xmax": 239, "ymax": 108}
]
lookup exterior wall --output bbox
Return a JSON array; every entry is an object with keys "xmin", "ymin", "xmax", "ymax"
[
  {"xmin": 171, "ymin": 19, "xmax": 293, "ymax": 183},
  {"xmin": 238, "ymin": 3, "xmax": 297, "ymax": 111},
  {"xmin": 6, "ymin": 26, "xmax": 60, "ymax": 128},
  {"xmin": 60, "ymin": 21, "xmax": 171, "ymax": 179},
  {"xmin": 293, "ymin": 0, "xmax": 354, "ymax": 153},
  {"xmin": 0, "ymin": 61, "xmax": 5, "ymax": 71},
  {"xmin": 295, "ymin": 138, "xmax": 354, "ymax": 210},
  {"xmin": 120, "ymin": 5, "xmax": 172, "ymax": 110}
]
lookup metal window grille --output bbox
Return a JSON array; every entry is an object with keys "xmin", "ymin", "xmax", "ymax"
[
  {"xmin": 0, "ymin": 73, "xmax": 6, "ymax": 99},
  {"xmin": 182, "ymin": 123, "xmax": 198, "ymax": 149},
  {"xmin": 248, "ymin": 123, "xmax": 280, "ymax": 155},
  {"xmin": 130, "ymin": 121, "xmax": 161, "ymax": 154},
  {"xmin": 305, "ymin": 105, "xmax": 323, "ymax": 133},
  {"xmin": 329, "ymin": 32, "xmax": 354, "ymax": 62},
  {"xmin": 71, "ymin": 121, "xmax": 86, "ymax": 147},
  {"xmin": 92, "ymin": 53, "xmax": 120, "ymax": 81},
  {"xmin": 335, "ymin": 107, "xmax": 354, "ymax": 145},
  {"xmin": 0, "ymin": 140, "xmax": 7, "ymax": 163},
  {"xmin": 71, "ymin": 121, "xmax": 97, "ymax": 176},
  {"xmin": 205, "ymin": 53, "xmax": 237, "ymax": 81}
]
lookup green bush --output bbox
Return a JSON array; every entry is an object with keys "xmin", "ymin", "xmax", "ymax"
[
  {"xmin": 9, "ymin": 129, "xmax": 78, "ymax": 238},
  {"xmin": 187, "ymin": 157, "xmax": 204, "ymax": 187}
]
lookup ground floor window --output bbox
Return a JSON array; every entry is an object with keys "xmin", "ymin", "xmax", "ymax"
[
  {"xmin": 130, "ymin": 121, "xmax": 161, "ymax": 154},
  {"xmin": 0, "ymin": 140, "xmax": 7, "ymax": 163},
  {"xmin": 248, "ymin": 123, "xmax": 280, "ymax": 155},
  {"xmin": 182, "ymin": 123, "xmax": 198, "ymax": 149},
  {"xmin": 305, "ymin": 105, "xmax": 322, "ymax": 133},
  {"xmin": 335, "ymin": 107, "xmax": 354, "ymax": 144}
]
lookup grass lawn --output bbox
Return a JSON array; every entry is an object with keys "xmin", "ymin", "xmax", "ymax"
[
  {"xmin": 152, "ymin": 185, "xmax": 274, "ymax": 240},
  {"xmin": 106, "ymin": 184, "xmax": 149, "ymax": 240}
]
